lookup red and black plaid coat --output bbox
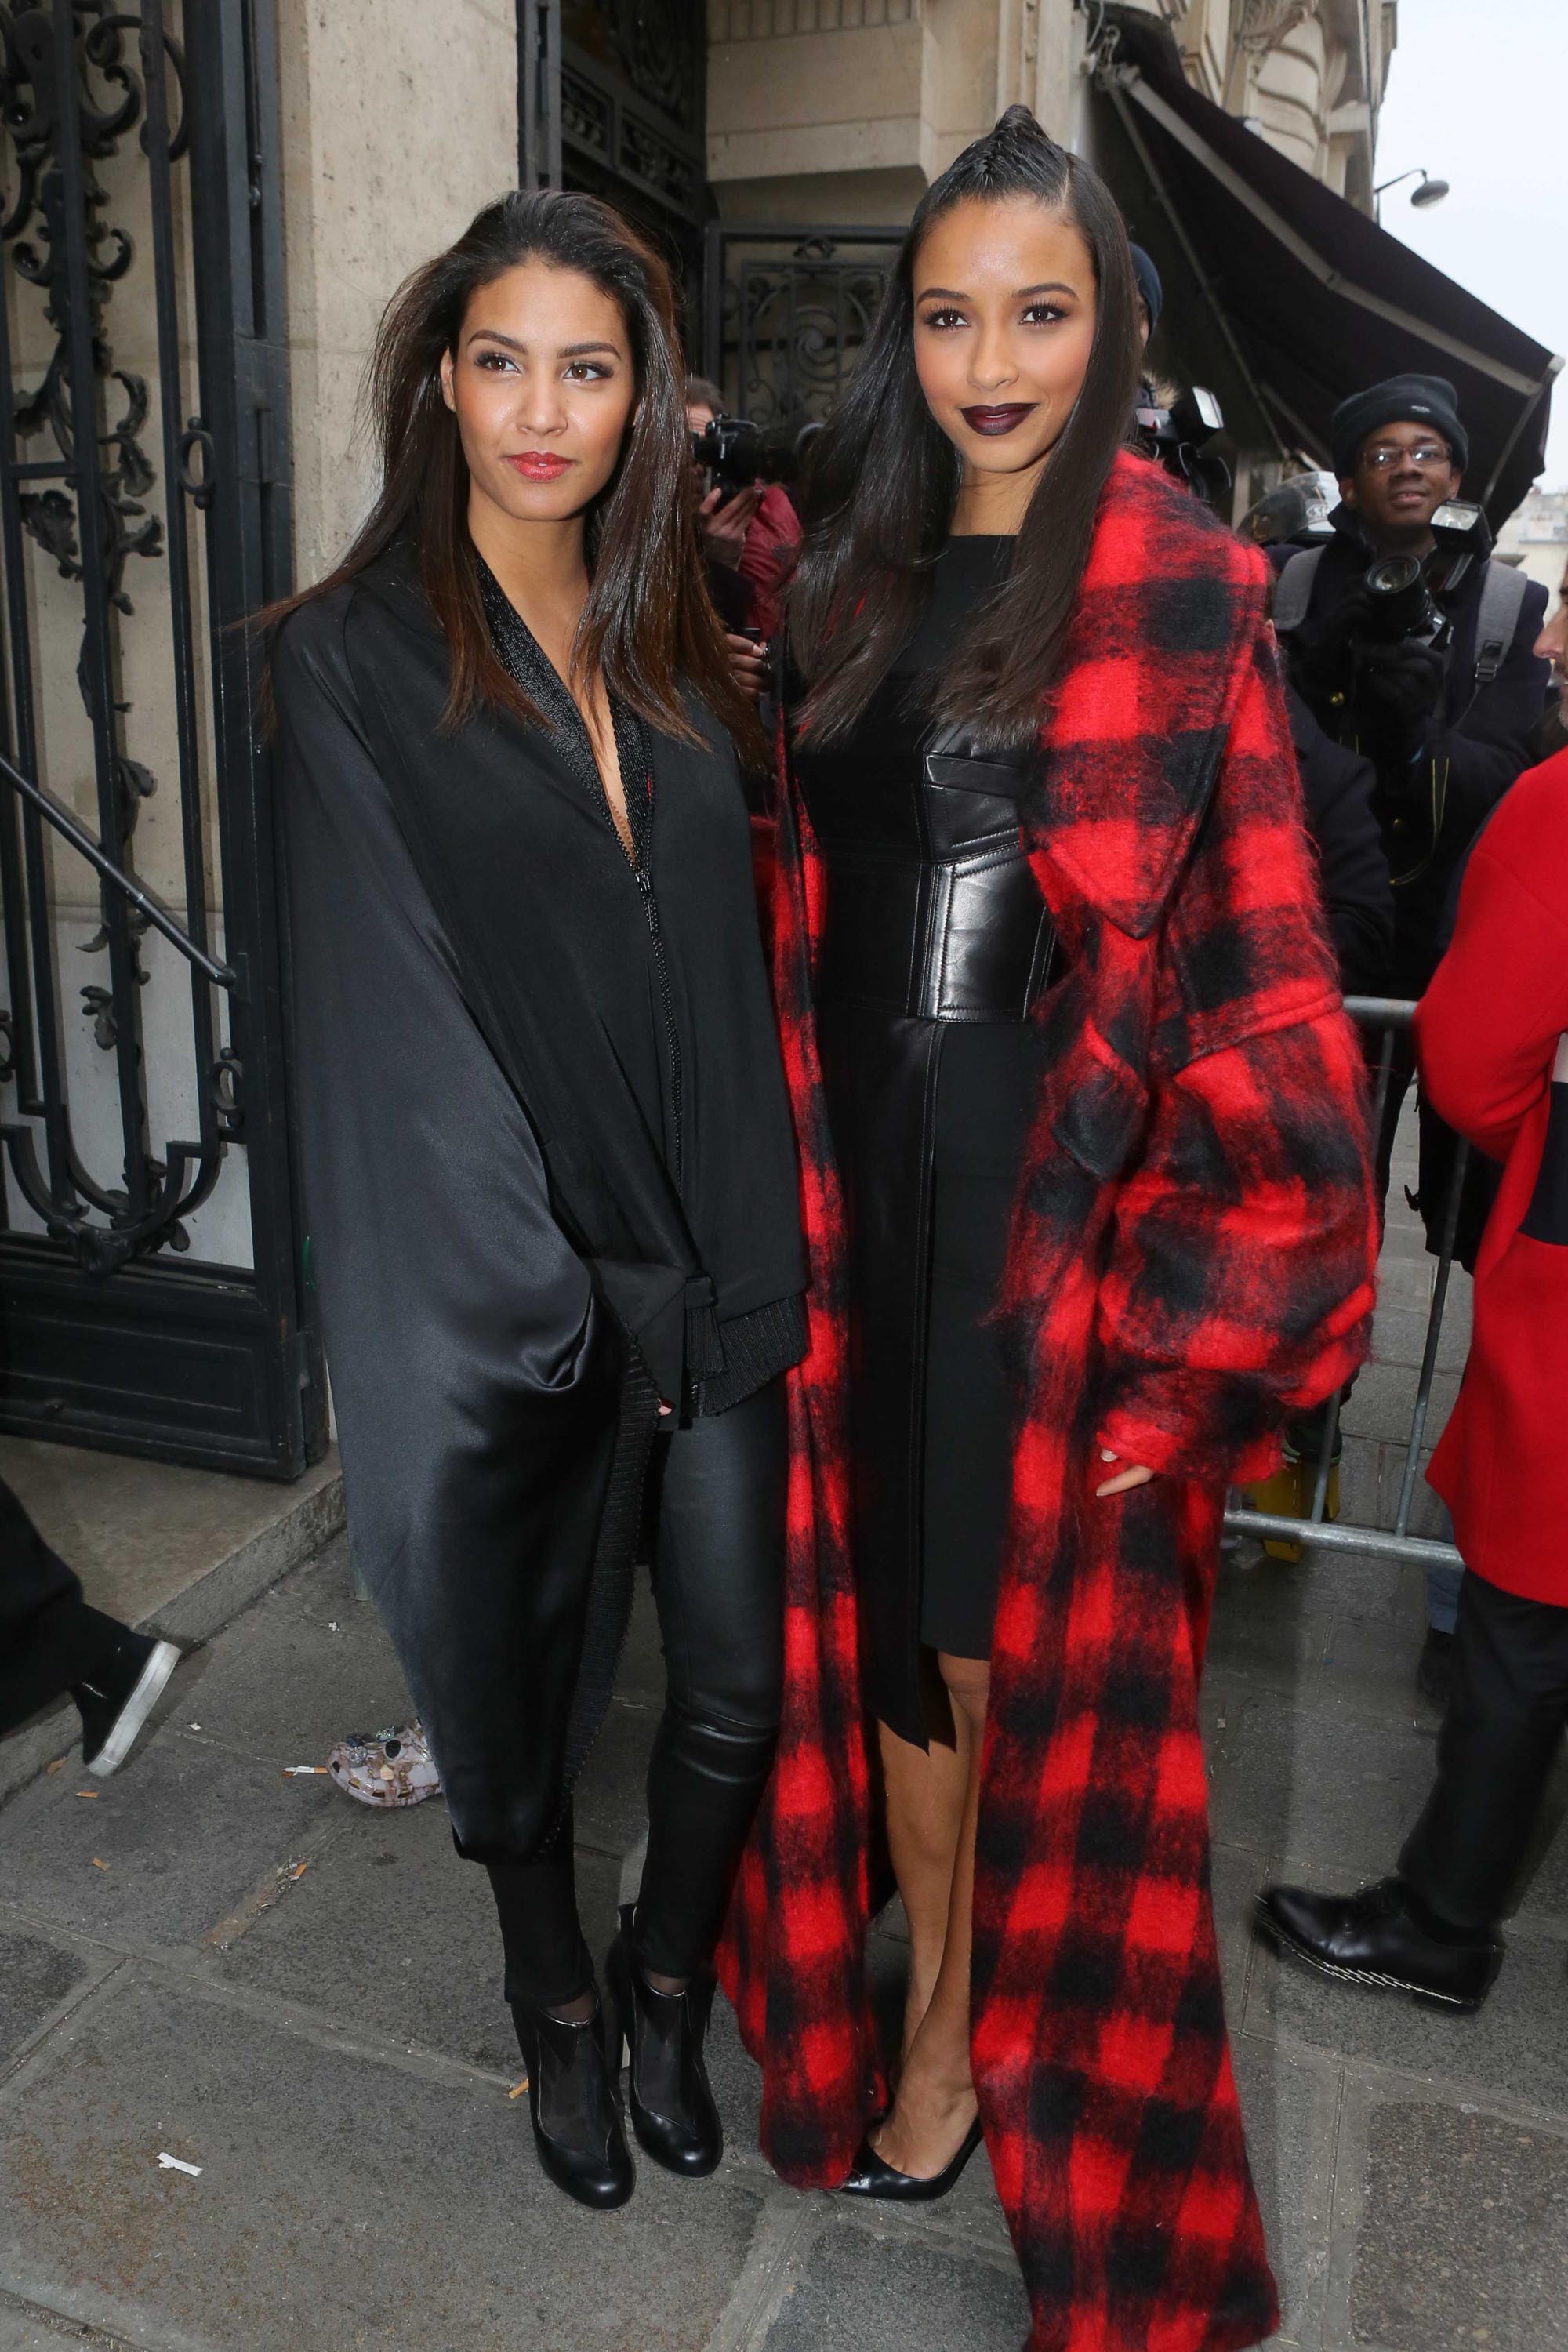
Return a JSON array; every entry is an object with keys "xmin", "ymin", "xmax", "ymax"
[{"xmin": 720, "ymin": 450, "xmax": 1378, "ymax": 2352}]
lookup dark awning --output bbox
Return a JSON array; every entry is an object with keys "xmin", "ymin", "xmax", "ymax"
[{"xmin": 1093, "ymin": 13, "xmax": 1561, "ymax": 524}]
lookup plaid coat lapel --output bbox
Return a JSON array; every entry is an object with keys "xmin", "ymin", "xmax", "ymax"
[
  {"xmin": 1024, "ymin": 451, "xmax": 1257, "ymax": 942},
  {"xmin": 722, "ymin": 452, "xmax": 1377, "ymax": 2352}
]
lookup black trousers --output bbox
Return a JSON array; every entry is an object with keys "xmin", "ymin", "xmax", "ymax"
[
  {"xmin": 488, "ymin": 1377, "xmax": 787, "ymax": 2006},
  {"xmin": 1367, "ymin": 1025, "xmax": 1417, "ymax": 1211},
  {"xmin": 0, "ymin": 1475, "xmax": 124, "ymax": 1737},
  {"xmin": 1400, "ymin": 1570, "xmax": 1568, "ymax": 1933}
]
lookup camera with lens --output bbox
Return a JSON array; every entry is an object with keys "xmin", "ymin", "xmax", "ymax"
[
  {"xmin": 1134, "ymin": 384, "xmax": 1229, "ymax": 508},
  {"xmin": 1361, "ymin": 551, "xmax": 1444, "ymax": 644},
  {"xmin": 690, "ymin": 412, "xmax": 818, "ymax": 496},
  {"xmin": 1355, "ymin": 503, "xmax": 1488, "ymax": 652}
]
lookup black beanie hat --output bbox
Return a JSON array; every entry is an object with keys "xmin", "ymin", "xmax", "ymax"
[
  {"xmin": 1130, "ymin": 244, "xmax": 1163, "ymax": 335},
  {"xmin": 1330, "ymin": 374, "xmax": 1468, "ymax": 477}
]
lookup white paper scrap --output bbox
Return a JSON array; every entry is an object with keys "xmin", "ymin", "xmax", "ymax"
[{"xmin": 157, "ymin": 2152, "xmax": 203, "ymax": 2177}]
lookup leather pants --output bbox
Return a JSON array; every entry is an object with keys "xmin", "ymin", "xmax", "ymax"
[
  {"xmin": 488, "ymin": 1377, "xmax": 786, "ymax": 2005},
  {"xmin": 1400, "ymin": 1568, "xmax": 1568, "ymax": 1932}
]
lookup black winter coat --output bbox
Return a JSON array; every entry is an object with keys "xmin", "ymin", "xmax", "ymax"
[
  {"xmin": 1272, "ymin": 509, "xmax": 1549, "ymax": 995},
  {"xmin": 273, "ymin": 550, "xmax": 804, "ymax": 1864},
  {"xmin": 1284, "ymin": 683, "xmax": 1393, "ymax": 996}
]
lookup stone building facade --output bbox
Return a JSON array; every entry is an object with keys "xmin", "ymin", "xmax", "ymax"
[
  {"xmin": 1496, "ymin": 486, "xmax": 1568, "ymax": 608},
  {"xmin": 704, "ymin": 0, "xmax": 1395, "ymax": 229}
]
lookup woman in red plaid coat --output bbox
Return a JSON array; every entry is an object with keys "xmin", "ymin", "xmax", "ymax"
[{"xmin": 719, "ymin": 111, "xmax": 1377, "ymax": 2350}]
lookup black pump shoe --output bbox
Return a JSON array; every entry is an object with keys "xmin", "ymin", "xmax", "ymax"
[
  {"xmin": 510, "ymin": 1994, "xmax": 634, "ymax": 2209},
  {"xmin": 839, "ymin": 2114, "xmax": 983, "ymax": 2203},
  {"xmin": 605, "ymin": 1905, "xmax": 722, "ymax": 2177},
  {"xmin": 1255, "ymin": 1875, "xmax": 1503, "ymax": 2011}
]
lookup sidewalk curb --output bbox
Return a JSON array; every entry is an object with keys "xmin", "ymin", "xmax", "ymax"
[{"xmin": 0, "ymin": 1457, "xmax": 345, "ymax": 1809}]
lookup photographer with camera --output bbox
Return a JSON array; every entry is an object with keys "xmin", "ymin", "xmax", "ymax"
[
  {"xmin": 686, "ymin": 376, "xmax": 802, "ymax": 675},
  {"xmin": 1272, "ymin": 375, "xmax": 1550, "ymax": 1159},
  {"xmin": 1272, "ymin": 376, "xmax": 1550, "ymax": 1691}
]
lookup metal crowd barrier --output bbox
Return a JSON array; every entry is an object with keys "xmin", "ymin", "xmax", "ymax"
[{"xmin": 1221, "ymin": 996, "xmax": 1466, "ymax": 1570}]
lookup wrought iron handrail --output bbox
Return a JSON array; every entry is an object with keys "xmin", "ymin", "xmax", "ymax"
[
  {"xmin": 0, "ymin": 746, "xmax": 236, "ymax": 991},
  {"xmin": 1222, "ymin": 994, "xmax": 1466, "ymax": 1569}
]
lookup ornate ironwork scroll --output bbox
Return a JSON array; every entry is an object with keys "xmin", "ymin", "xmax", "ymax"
[
  {"xmin": 702, "ymin": 226, "xmax": 903, "ymax": 430},
  {"xmin": 555, "ymin": 1, "xmax": 706, "ymax": 241},
  {"xmin": 0, "ymin": 0, "xmax": 215, "ymax": 1271},
  {"xmin": 0, "ymin": 1, "xmax": 322, "ymax": 1475}
]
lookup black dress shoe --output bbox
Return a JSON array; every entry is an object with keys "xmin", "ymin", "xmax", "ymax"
[
  {"xmin": 604, "ymin": 1905, "xmax": 722, "ymax": 2177},
  {"xmin": 1256, "ymin": 1875, "xmax": 1502, "ymax": 2011},
  {"xmin": 838, "ymin": 2114, "xmax": 983, "ymax": 2202},
  {"xmin": 510, "ymin": 1994, "xmax": 634, "ymax": 2209}
]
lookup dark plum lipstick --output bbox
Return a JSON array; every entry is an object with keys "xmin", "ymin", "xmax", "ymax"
[{"xmin": 960, "ymin": 404, "xmax": 1035, "ymax": 437}]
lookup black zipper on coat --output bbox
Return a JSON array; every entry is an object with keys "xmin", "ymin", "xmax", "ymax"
[
  {"xmin": 636, "ymin": 856, "xmax": 684, "ymax": 1194},
  {"xmin": 590, "ymin": 741, "xmax": 684, "ymax": 1196}
]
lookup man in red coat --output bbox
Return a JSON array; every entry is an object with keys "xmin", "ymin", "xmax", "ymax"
[{"xmin": 1259, "ymin": 728, "xmax": 1568, "ymax": 2009}]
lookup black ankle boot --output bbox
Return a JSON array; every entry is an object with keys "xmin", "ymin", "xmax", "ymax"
[
  {"xmin": 510, "ymin": 1993, "xmax": 634, "ymax": 2209},
  {"xmin": 605, "ymin": 1904, "xmax": 722, "ymax": 2177}
]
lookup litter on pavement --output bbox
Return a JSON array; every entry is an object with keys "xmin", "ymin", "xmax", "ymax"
[{"xmin": 157, "ymin": 2153, "xmax": 202, "ymax": 2177}]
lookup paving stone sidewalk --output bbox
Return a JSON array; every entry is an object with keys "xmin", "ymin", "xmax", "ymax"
[{"xmin": 3, "ymin": 1153, "xmax": 1566, "ymax": 2350}]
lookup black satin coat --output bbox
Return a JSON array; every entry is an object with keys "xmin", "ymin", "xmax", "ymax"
[{"xmin": 274, "ymin": 550, "xmax": 804, "ymax": 1861}]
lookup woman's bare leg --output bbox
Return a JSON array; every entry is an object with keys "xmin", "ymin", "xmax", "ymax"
[
  {"xmin": 878, "ymin": 1709, "xmax": 971, "ymax": 2065},
  {"xmin": 873, "ymin": 1651, "xmax": 989, "ymax": 2176}
]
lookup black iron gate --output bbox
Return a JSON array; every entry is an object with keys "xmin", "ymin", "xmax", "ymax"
[
  {"xmin": 0, "ymin": 1, "xmax": 322, "ymax": 1478},
  {"xmin": 699, "ymin": 223, "xmax": 903, "ymax": 426},
  {"xmin": 520, "ymin": 1, "xmax": 707, "ymax": 305}
]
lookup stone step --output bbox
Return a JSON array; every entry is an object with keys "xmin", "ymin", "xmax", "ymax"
[{"xmin": 0, "ymin": 1436, "xmax": 343, "ymax": 1806}]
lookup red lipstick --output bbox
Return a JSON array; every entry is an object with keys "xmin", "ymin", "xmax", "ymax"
[
  {"xmin": 960, "ymin": 404, "xmax": 1036, "ymax": 437},
  {"xmin": 506, "ymin": 452, "xmax": 572, "ymax": 481}
]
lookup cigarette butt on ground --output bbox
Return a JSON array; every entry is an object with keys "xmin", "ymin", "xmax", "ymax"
[
  {"xmin": 91, "ymin": 1857, "xmax": 110, "ymax": 1870},
  {"xmin": 75, "ymin": 1790, "xmax": 100, "ymax": 1799},
  {"xmin": 509, "ymin": 2077, "xmax": 530, "ymax": 2099},
  {"xmin": 156, "ymin": 2152, "xmax": 203, "ymax": 2177},
  {"xmin": 283, "ymin": 1766, "xmax": 328, "ymax": 1777},
  {"xmin": 288, "ymin": 1860, "xmax": 308, "ymax": 1880}
]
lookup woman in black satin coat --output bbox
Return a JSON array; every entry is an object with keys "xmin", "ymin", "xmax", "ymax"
[{"xmin": 269, "ymin": 191, "xmax": 805, "ymax": 2213}]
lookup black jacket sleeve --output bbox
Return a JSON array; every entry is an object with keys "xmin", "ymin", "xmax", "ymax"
[
  {"xmin": 1285, "ymin": 684, "xmax": 1394, "ymax": 997},
  {"xmin": 1432, "ymin": 577, "xmax": 1551, "ymax": 841}
]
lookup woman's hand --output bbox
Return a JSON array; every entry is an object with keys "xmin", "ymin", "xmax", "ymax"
[
  {"xmin": 1094, "ymin": 1447, "xmax": 1154, "ymax": 1499},
  {"xmin": 726, "ymin": 631, "xmax": 770, "ymax": 702},
  {"xmin": 699, "ymin": 482, "xmax": 761, "ymax": 568}
]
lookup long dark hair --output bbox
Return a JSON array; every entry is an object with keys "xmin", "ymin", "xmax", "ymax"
[
  {"xmin": 789, "ymin": 107, "xmax": 1141, "ymax": 746},
  {"xmin": 266, "ymin": 188, "xmax": 762, "ymax": 762}
]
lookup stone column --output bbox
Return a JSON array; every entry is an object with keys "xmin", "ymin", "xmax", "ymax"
[
  {"xmin": 996, "ymin": 0, "xmax": 1093, "ymax": 154},
  {"xmin": 277, "ymin": 0, "xmax": 520, "ymax": 586}
]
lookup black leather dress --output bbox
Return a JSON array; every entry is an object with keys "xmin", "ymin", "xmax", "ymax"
[{"xmin": 793, "ymin": 536, "xmax": 1059, "ymax": 1745}]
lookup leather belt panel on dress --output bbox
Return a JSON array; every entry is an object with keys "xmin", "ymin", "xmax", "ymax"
[
  {"xmin": 815, "ymin": 840, "xmax": 1057, "ymax": 1022},
  {"xmin": 815, "ymin": 720, "xmax": 1058, "ymax": 1022}
]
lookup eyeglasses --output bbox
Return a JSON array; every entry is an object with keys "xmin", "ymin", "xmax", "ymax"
[{"xmin": 1363, "ymin": 442, "xmax": 1451, "ymax": 470}]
